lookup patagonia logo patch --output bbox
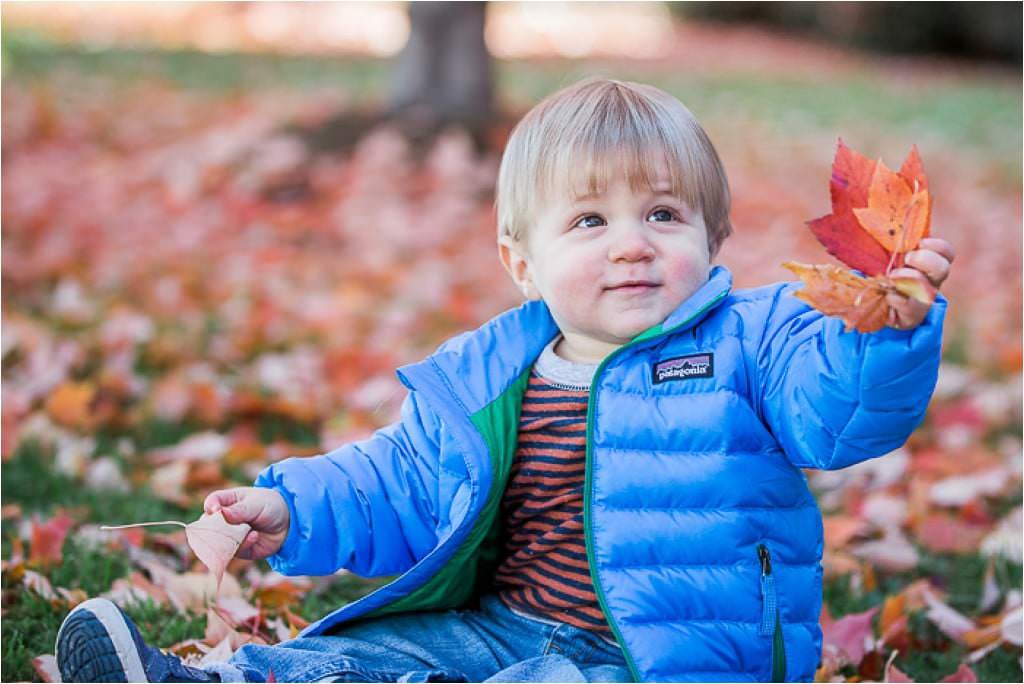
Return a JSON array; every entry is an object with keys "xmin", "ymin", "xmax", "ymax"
[{"xmin": 652, "ymin": 353, "xmax": 714, "ymax": 384}]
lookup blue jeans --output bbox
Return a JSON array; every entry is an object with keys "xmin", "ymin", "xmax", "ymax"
[{"xmin": 204, "ymin": 594, "xmax": 632, "ymax": 682}]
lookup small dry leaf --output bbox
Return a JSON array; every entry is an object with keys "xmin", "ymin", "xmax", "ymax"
[
  {"xmin": 102, "ymin": 511, "xmax": 250, "ymax": 590},
  {"xmin": 938, "ymin": 663, "xmax": 978, "ymax": 683},
  {"xmin": 782, "ymin": 263, "xmax": 890, "ymax": 332},
  {"xmin": 32, "ymin": 654, "xmax": 61, "ymax": 683},
  {"xmin": 185, "ymin": 512, "xmax": 251, "ymax": 589}
]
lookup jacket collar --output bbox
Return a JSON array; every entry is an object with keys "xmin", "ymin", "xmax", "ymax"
[{"xmin": 397, "ymin": 265, "xmax": 733, "ymax": 416}]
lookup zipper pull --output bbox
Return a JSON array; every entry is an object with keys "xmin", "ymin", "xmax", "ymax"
[{"xmin": 757, "ymin": 543, "xmax": 777, "ymax": 636}]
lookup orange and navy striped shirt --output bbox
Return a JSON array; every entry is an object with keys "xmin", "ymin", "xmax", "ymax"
[{"xmin": 492, "ymin": 338, "xmax": 616, "ymax": 640}]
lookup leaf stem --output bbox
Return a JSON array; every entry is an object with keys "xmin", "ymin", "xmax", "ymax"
[{"xmin": 100, "ymin": 521, "xmax": 188, "ymax": 530}]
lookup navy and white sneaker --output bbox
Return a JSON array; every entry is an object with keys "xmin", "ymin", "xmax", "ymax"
[{"xmin": 55, "ymin": 598, "xmax": 218, "ymax": 682}]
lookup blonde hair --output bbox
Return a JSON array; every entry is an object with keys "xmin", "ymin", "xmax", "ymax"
[{"xmin": 495, "ymin": 77, "xmax": 732, "ymax": 257}]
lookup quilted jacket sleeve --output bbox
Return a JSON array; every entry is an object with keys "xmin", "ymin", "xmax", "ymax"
[
  {"xmin": 252, "ymin": 389, "xmax": 444, "ymax": 578},
  {"xmin": 754, "ymin": 283, "xmax": 946, "ymax": 470}
]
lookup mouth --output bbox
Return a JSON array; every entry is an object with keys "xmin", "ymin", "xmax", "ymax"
[{"xmin": 605, "ymin": 280, "xmax": 661, "ymax": 293}]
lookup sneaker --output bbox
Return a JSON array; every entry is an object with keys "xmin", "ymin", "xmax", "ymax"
[{"xmin": 55, "ymin": 597, "xmax": 217, "ymax": 682}]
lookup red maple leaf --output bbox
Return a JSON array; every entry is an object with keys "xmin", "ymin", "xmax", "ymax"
[{"xmin": 808, "ymin": 139, "xmax": 931, "ymax": 276}]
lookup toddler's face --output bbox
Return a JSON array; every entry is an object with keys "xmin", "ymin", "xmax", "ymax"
[{"xmin": 501, "ymin": 165, "xmax": 711, "ymax": 363}]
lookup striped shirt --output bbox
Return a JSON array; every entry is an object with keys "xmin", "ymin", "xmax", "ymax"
[{"xmin": 492, "ymin": 339, "xmax": 615, "ymax": 640}]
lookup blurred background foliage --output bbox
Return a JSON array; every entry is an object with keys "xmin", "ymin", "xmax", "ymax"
[
  {"xmin": 672, "ymin": 2, "xmax": 1022, "ymax": 62},
  {"xmin": 2, "ymin": 3, "xmax": 1021, "ymax": 682}
]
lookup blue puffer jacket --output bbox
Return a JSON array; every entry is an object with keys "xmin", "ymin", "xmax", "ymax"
[{"xmin": 255, "ymin": 265, "xmax": 945, "ymax": 682}]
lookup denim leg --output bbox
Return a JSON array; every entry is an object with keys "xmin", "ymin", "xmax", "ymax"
[
  {"xmin": 482, "ymin": 654, "xmax": 587, "ymax": 683},
  {"xmin": 222, "ymin": 601, "xmax": 532, "ymax": 683},
  {"xmin": 469, "ymin": 595, "xmax": 632, "ymax": 683},
  {"xmin": 209, "ymin": 593, "xmax": 631, "ymax": 683},
  {"xmin": 491, "ymin": 597, "xmax": 632, "ymax": 683}
]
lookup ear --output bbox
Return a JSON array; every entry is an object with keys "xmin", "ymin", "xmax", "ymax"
[{"xmin": 498, "ymin": 236, "xmax": 540, "ymax": 300}]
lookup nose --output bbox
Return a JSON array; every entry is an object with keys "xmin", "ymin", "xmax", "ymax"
[{"xmin": 607, "ymin": 222, "xmax": 656, "ymax": 263}]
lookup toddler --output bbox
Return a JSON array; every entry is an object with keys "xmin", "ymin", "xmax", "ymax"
[{"xmin": 55, "ymin": 77, "xmax": 953, "ymax": 683}]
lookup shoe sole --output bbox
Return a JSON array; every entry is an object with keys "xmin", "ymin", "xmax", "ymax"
[{"xmin": 55, "ymin": 598, "xmax": 148, "ymax": 683}]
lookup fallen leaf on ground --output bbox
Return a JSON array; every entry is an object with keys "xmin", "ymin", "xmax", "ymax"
[
  {"xmin": 29, "ymin": 511, "xmax": 75, "ymax": 568},
  {"xmin": 31, "ymin": 655, "xmax": 61, "ymax": 683},
  {"xmin": 923, "ymin": 588, "xmax": 976, "ymax": 643},
  {"xmin": 822, "ymin": 606, "xmax": 879, "ymax": 667},
  {"xmin": 938, "ymin": 663, "xmax": 978, "ymax": 682}
]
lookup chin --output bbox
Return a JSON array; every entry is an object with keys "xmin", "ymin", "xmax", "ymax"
[{"xmin": 608, "ymin": 317, "xmax": 661, "ymax": 341}]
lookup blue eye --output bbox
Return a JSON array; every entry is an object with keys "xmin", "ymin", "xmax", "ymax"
[
  {"xmin": 572, "ymin": 214, "xmax": 605, "ymax": 229},
  {"xmin": 649, "ymin": 208, "xmax": 678, "ymax": 222}
]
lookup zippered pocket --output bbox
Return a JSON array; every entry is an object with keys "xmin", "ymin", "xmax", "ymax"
[{"xmin": 757, "ymin": 543, "xmax": 787, "ymax": 682}]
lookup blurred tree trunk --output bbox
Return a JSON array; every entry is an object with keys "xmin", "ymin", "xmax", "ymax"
[{"xmin": 386, "ymin": 1, "xmax": 494, "ymax": 151}]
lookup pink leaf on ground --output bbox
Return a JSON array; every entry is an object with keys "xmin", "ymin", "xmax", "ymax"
[
  {"xmin": 22, "ymin": 569, "xmax": 57, "ymax": 600},
  {"xmin": 979, "ymin": 559, "xmax": 1001, "ymax": 613},
  {"xmin": 184, "ymin": 512, "xmax": 251, "ymax": 590},
  {"xmin": 823, "ymin": 606, "xmax": 879, "ymax": 665},
  {"xmin": 885, "ymin": 652, "xmax": 915, "ymax": 683},
  {"xmin": 916, "ymin": 514, "xmax": 989, "ymax": 554},
  {"xmin": 930, "ymin": 469, "xmax": 1010, "ymax": 507},
  {"xmin": 852, "ymin": 528, "xmax": 920, "ymax": 572},
  {"xmin": 32, "ymin": 655, "xmax": 61, "ymax": 683},
  {"xmin": 29, "ymin": 511, "xmax": 75, "ymax": 567},
  {"xmin": 1002, "ymin": 606, "xmax": 1023, "ymax": 646},
  {"xmin": 938, "ymin": 663, "xmax": 978, "ymax": 682},
  {"xmin": 147, "ymin": 431, "xmax": 230, "ymax": 465},
  {"xmin": 923, "ymin": 588, "xmax": 976, "ymax": 642}
]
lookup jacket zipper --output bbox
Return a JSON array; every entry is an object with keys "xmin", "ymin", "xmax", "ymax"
[
  {"xmin": 583, "ymin": 289, "xmax": 730, "ymax": 683},
  {"xmin": 757, "ymin": 543, "xmax": 787, "ymax": 682}
]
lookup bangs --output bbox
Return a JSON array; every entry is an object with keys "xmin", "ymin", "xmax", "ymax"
[
  {"xmin": 530, "ymin": 85, "xmax": 710, "ymax": 220},
  {"xmin": 496, "ymin": 77, "xmax": 732, "ymax": 254},
  {"xmin": 539, "ymin": 139, "xmax": 697, "ymax": 212}
]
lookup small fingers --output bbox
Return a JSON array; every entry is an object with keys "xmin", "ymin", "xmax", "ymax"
[
  {"xmin": 904, "ymin": 249, "xmax": 951, "ymax": 288},
  {"xmin": 885, "ymin": 269, "xmax": 931, "ymax": 329},
  {"xmin": 235, "ymin": 530, "xmax": 260, "ymax": 560},
  {"xmin": 204, "ymin": 488, "xmax": 241, "ymax": 515},
  {"xmin": 917, "ymin": 237, "xmax": 956, "ymax": 264}
]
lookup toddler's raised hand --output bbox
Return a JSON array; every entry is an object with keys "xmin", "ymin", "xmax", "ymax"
[
  {"xmin": 204, "ymin": 487, "xmax": 290, "ymax": 561},
  {"xmin": 886, "ymin": 237, "xmax": 955, "ymax": 331}
]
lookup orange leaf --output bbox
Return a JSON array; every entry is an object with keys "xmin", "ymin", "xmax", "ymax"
[
  {"xmin": 782, "ymin": 262, "xmax": 890, "ymax": 333},
  {"xmin": 890, "ymin": 275, "xmax": 937, "ymax": 305},
  {"xmin": 823, "ymin": 515, "xmax": 870, "ymax": 551},
  {"xmin": 807, "ymin": 140, "xmax": 891, "ymax": 276},
  {"xmin": 29, "ymin": 511, "xmax": 75, "ymax": 568},
  {"xmin": 45, "ymin": 382, "xmax": 98, "ymax": 429},
  {"xmin": 898, "ymin": 144, "xmax": 932, "ymax": 231},
  {"xmin": 852, "ymin": 159, "xmax": 931, "ymax": 254},
  {"xmin": 880, "ymin": 594, "xmax": 907, "ymax": 638},
  {"xmin": 805, "ymin": 140, "xmax": 932, "ymax": 277},
  {"xmin": 829, "ymin": 138, "xmax": 876, "ymax": 214}
]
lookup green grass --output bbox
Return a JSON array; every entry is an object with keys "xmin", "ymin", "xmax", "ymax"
[
  {"xmin": 1, "ymin": 539, "xmax": 135, "ymax": 682},
  {"xmin": 1, "ymin": 439, "xmax": 199, "ymax": 524},
  {"xmin": 0, "ymin": 429, "xmax": 378, "ymax": 682},
  {"xmin": 822, "ymin": 549, "xmax": 1023, "ymax": 682}
]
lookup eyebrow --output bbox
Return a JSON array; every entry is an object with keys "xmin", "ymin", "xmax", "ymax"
[{"xmin": 572, "ymin": 185, "xmax": 676, "ymax": 203}]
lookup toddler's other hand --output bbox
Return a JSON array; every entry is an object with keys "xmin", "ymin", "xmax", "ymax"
[
  {"xmin": 204, "ymin": 486, "xmax": 290, "ymax": 560},
  {"xmin": 886, "ymin": 237, "xmax": 955, "ymax": 331}
]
